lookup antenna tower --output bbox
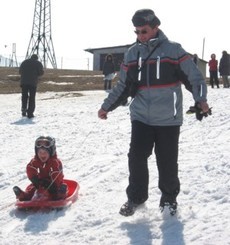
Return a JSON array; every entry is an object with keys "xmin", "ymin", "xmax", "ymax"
[
  {"xmin": 9, "ymin": 43, "xmax": 18, "ymax": 67},
  {"xmin": 26, "ymin": 0, "xmax": 57, "ymax": 68}
]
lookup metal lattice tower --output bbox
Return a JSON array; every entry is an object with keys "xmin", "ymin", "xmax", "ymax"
[
  {"xmin": 9, "ymin": 43, "xmax": 18, "ymax": 67},
  {"xmin": 26, "ymin": 0, "xmax": 57, "ymax": 68}
]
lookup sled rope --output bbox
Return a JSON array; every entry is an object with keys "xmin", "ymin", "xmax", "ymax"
[
  {"xmin": 46, "ymin": 170, "xmax": 62, "ymax": 191},
  {"xmin": 65, "ymin": 121, "xmax": 101, "ymax": 162}
]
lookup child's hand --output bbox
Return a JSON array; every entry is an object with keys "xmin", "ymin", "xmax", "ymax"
[
  {"xmin": 30, "ymin": 176, "xmax": 40, "ymax": 189},
  {"xmin": 40, "ymin": 178, "xmax": 51, "ymax": 189}
]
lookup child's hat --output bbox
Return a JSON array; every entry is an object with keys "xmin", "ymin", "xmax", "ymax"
[{"xmin": 35, "ymin": 136, "xmax": 56, "ymax": 157}]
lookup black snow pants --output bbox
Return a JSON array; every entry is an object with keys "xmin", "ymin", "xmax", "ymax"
[
  {"xmin": 21, "ymin": 85, "xmax": 37, "ymax": 116},
  {"xmin": 126, "ymin": 120, "xmax": 180, "ymax": 204}
]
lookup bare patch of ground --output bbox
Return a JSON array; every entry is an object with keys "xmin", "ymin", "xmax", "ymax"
[{"xmin": 0, "ymin": 67, "xmax": 118, "ymax": 94}]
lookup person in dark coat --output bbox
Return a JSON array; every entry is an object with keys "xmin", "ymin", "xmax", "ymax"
[
  {"xmin": 192, "ymin": 54, "xmax": 198, "ymax": 66},
  {"xmin": 102, "ymin": 54, "xmax": 115, "ymax": 90},
  {"xmin": 219, "ymin": 51, "xmax": 230, "ymax": 88},
  {"xmin": 19, "ymin": 54, "xmax": 44, "ymax": 118}
]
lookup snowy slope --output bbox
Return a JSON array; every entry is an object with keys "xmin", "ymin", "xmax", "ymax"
[{"xmin": 0, "ymin": 87, "xmax": 229, "ymax": 245}]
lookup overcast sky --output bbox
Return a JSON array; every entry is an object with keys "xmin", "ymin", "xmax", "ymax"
[{"xmin": 1, "ymin": 0, "xmax": 229, "ymax": 69}]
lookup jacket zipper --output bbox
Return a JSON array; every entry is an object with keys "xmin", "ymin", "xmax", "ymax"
[
  {"xmin": 173, "ymin": 92, "xmax": 177, "ymax": 117},
  {"xmin": 138, "ymin": 56, "xmax": 142, "ymax": 81},
  {"xmin": 156, "ymin": 56, "xmax": 160, "ymax": 79},
  {"xmin": 199, "ymin": 84, "xmax": 203, "ymax": 97}
]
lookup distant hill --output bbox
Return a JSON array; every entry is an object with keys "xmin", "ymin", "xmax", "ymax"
[
  {"xmin": 0, "ymin": 67, "xmax": 212, "ymax": 94},
  {"xmin": 0, "ymin": 67, "xmax": 117, "ymax": 94}
]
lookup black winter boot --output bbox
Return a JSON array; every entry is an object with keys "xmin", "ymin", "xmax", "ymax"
[
  {"xmin": 119, "ymin": 200, "xmax": 139, "ymax": 216},
  {"xmin": 159, "ymin": 194, "xmax": 178, "ymax": 215}
]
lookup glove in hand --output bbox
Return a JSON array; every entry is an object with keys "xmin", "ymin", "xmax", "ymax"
[
  {"xmin": 40, "ymin": 178, "xmax": 51, "ymax": 188},
  {"xmin": 30, "ymin": 176, "xmax": 40, "ymax": 189},
  {"xmin": 186, "ymin": 102, "xmax": 212, "ymax": 121},
  {"xmin": 195, "ymin": 102, "xmax": 212, "ymax": 121}
]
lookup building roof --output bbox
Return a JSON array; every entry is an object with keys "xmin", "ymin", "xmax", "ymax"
[
  {"xmin": 85, "ymin": 44, "xmax": 207, "ymax": 63},
  {"xmin": 84, "ymin": 44, "xmax": 134, "ymax": 54}
]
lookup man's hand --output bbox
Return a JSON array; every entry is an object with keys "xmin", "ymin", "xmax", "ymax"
[
  {"xmin": 98, "ymin": 108, "xmax": 108, "ymax": 120},
  {"xmin": 195, "ymin": 101, "xmax": 212, "ymax": 121},
  {"xmin": 199, "ymin": 101, "xmax": 210, "ymax": 113}
]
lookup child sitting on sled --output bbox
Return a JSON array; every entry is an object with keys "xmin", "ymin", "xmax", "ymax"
[{"xmin": 13, "ymin": 136, "xmax": 68, "ymax": 201}]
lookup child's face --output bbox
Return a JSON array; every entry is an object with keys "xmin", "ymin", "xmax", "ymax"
[{"xmin": 37, "ymin": 148, "xmax": 50, "ymax": 163}]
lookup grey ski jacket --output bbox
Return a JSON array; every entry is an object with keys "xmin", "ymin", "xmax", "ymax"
[{"xmin": 101, "ymin": 29, "xmax": 207, "ymax": 126}]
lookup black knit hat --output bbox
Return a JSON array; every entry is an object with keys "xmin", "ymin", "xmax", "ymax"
[
  {"xmin": 31, "ymin": 54, "xmax": 38, "ymax": 60},
  {"xmin": 132, "ymin": 9, "xmax": 161, "ymax": 27}
]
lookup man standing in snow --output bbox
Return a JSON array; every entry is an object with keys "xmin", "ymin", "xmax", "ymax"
[
  {"xmin": 19, "ymin": 54, "xmax": 44, "ymax": 118},
  {"xmin": 98, "ymin": 9, "xmax": 210, "ymax": 216},
  {"xmin": 219, "ymin": 50, "xmax": 230, "ymax": 88},
  {"xmin": 208, "ymin": 53, "xmax": 219, "ymax": 88},
  {"xmin": 102, "ymin": 54, "xmax": 116, "ymax": 90}
]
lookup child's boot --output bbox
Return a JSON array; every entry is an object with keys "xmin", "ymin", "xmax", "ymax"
[
  {"xmin": 13, "ymin": 186, "xmax": 25, "ymax": 200},
  {"xmin": 57, "ymin": 183, "xmax": 68, "ymax": 199}
]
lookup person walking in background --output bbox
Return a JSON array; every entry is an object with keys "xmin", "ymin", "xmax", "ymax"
[
  {"xmin": 98, "ymin": 9, "xmax": 210, "ymax": 217},
  {"xmin": 192, "ymin": 54, "xmax": 199, "ymax": 66},
  {"xmin": 19, "ymin": 54, "xmax": 44, "ymax": 118},
  {"xmin": 219, "ymin": 51, "xmax": 230, "ymax": 88},
  {"xmin": 208, "ymin": 53, "xmax": 219, "ymax": 88},
  {"xmin": 102, "ymin": 54, "xmax": 115, "ymax": 90}
]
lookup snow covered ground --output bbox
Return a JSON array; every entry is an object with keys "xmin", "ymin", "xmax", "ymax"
[{"xmin": 0, "ymin": 86, "xmax": 229, "ymax": 245}]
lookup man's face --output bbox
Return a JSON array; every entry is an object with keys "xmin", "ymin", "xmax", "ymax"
[{"xmin": 134, "ymin": 24, "xmax": 158, "ymax": 43}]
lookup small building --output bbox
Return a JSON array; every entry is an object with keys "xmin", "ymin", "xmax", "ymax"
[
  {"xmin": 85, "ymin": 45, "xmax": 207, "ymax": 78},
  {"xmin": 85, "ymin": 44, "xmax": 134, "ymax": 72}
]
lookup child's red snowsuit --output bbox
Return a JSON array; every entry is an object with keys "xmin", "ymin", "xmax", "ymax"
[{"xmin": 18, "ymin": 154, "xmax": 67, "ymax": 201}]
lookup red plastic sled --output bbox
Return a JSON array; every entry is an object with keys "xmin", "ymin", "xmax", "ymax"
[{"xmin": 15, "ymin": 179, "xmax": 80, "ymax": 210}]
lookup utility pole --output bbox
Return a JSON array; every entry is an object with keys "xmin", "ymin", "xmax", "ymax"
[
  {"xmin": 202, "ymin": 37, "xmax": 205, "ymax": 60},
  {"xmin": 26, "ymin": 0, "xmax": 57, "ymax": 68},
  {"xmin": 9, "ymin": 43, "xmax": 18, "ymax": 67}
]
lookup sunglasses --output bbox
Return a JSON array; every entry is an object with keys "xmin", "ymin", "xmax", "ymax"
[
  {"xmin": 134, "ymin": 29, "xmax": 148, "ymax": 35},
  {"xmin": 35, "ymin": 139, "xmax": 52, "ymax": 148}
]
